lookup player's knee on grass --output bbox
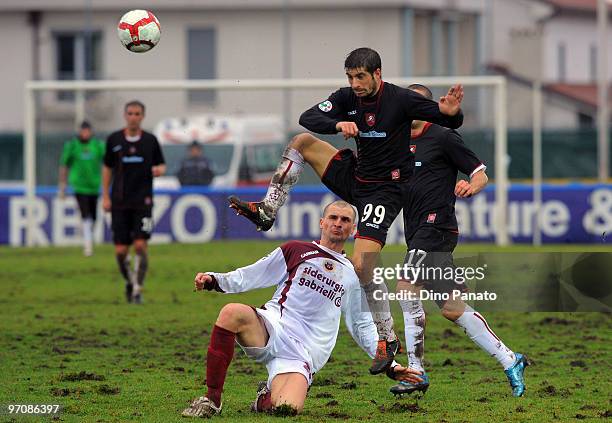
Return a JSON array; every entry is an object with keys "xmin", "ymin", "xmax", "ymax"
[{"xmin": 270, "ymin": 373, "xmax": 308, "ymax": 414}]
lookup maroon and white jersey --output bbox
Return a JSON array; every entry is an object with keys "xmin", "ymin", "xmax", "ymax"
[{"xmin": 208, "ymin": 240, "xmax": 377, "ymax": 373}]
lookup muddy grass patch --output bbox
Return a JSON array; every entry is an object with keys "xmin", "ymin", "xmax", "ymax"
[{"xmin": 58, "ymin": 371, "xmax": 105, "ymax": 382}]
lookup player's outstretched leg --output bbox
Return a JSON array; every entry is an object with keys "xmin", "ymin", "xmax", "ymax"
[
  {"xmin": 352, "ymin": 238, "xmax": 400, "ymax": 374},
  {"xmin": 229, "ymin": 133, "xmax": 337, "ymax": 231},
  {"xmin": 390, "ymin": 281, "xmax": 430, "ymax": 396},
  {"xmin": 229, "ymin": 143, "xmax": 305, "ymax": 231},
  {"xmin": 443, "ymin": 301, "xmax": 530, "ymax": 396},
  {"xmin": 504, "ymin": 353, "xmax": 531, "ymax": 397}
]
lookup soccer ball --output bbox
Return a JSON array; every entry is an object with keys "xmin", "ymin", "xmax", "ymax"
[{"xmin": 117, "ymin": 10, "xmax": 161, "ymax": 53}]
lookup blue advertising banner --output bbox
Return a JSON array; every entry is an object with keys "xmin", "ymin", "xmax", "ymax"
[{"xmin": 0, "ymin": 184, "xmax": 610, "ymax": 246}]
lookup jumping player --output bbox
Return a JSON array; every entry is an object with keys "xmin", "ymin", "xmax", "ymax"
[
  {"xmin": 389, "ymin": 84, "xmax": 529, "ymax": 397},
  {"xmin": 181, "ymin": 201, "xmax": 422, "ymax": 418},
  {"xmin": 228, "ymin": 47, "xmax": 464, "ymax": 375},
  {"xmin": 102, "ymin": 100, "xmax": 166, "ymax": 304}
]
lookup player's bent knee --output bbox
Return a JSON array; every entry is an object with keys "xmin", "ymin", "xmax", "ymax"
[
  {"xmin": 289, "ymin": 132, "xmax": 316, "ymax": 151},
  {"xmin": 216, "ymin": 303, "xmax": 256, "ymax": 330},
  {"xmin": 216, "ymin": 303, "xmax": 244, "ymax": 327},
  {"xmin": 441, "ymin": 307, "xmax": 462, "ymax": 322}
]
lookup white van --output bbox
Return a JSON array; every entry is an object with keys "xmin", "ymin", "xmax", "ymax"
[{"xmin": 153, "ymin": 115, "xmax": 285, "ymax": 188}]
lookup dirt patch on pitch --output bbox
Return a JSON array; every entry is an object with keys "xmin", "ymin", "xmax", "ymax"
[
  {"xmin": 379, "ymin": 402, "xmax": 421, "ymax": 413},
  {"xmin": 96, "ymin": 384, "xmax": 120, "ymax": 395},
  {"xmin": 58, "ymin": 371, "xmax": 105, "ymax": 382}
]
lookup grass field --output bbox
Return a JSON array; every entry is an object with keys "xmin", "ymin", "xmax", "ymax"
[{"xmin": 1, "ymin": 241, "xmax": 610, "ymax": 422}]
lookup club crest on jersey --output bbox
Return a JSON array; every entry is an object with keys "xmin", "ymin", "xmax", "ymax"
[
  {"xmin": 410, "ymin": 144, "xmax": 416, "ymax": 153},
  {"xmin": 427, "ymin": 213, "xmax": 436, "ymax": 223},
  {"xmin": 391, "ymin": 169, "xmax": 400, "ymax": 180},
  {"xmin": 129, "ymin": 147, "xmax": 136, "ymax": 154},
  {"xmin": 318, "ymin": 100, "xmax": 333, "ymax": 112},
  {"xmin": 365, "ymin": 113, "xmax": 376, "ymax": 127},
  {"xmin": 324, "ymin": 260, "xmax": 335, "ymax": 271}
]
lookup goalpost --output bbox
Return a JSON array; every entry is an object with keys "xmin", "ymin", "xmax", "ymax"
[{"xmin": 23, "ymin": 76, "xmax": 509, "ymax": 247}]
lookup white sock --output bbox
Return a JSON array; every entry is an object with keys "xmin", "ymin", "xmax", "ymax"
[
  {"xmin": 454, "ymin": 305, "xmax": 516, "ymax": 369},
  {"xmin": 399, "ymin": 298, "xmax": 425, "ymax": 372},
  {"xmin": 262, "ymin": 148, "xmax": 304, "ymax": 216},
  {"xmin": 362, "ymin": 282, "xmax": 396, "ymax": 342},
  {"xmin": 82, "ymin": 218, "xmax": 93, "ymax": 247}
]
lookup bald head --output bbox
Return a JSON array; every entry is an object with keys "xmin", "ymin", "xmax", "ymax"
[{"xmin": 322, "ymin": 200, "xmax": 357, "ymax": 223}]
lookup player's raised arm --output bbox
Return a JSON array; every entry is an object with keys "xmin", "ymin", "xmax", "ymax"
[
  {"xmin": 196, "ymin": 247, "xmax": 288, "ymax": 294},
  {"xmin": 299, "ymin": 89, "xmax": 348, "ymax": 134},
  {"xmin": 402, "ymin": 85, "xmax": 464, "ymax": 129}
]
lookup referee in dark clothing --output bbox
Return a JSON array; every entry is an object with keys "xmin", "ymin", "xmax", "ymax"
[
  {"xmin": 391, "ymin": 84, "xmax": 529, "ymax": 398},
  {"xmin": 102, "ymin": 100, "xmax": 166, "ymax": 304}
]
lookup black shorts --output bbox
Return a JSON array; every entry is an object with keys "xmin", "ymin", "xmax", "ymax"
[
  {"xmin": 321, "ymin": 149, "xmax": 403, "ymax": 246},
  {"xmin": 111, "ymin": 208, "xmax": 153, "ymax": 245},
  {"xmin": 404, "ymin": 226, "xmax": 466, "ymax": 307},
  {"xmin": 75, "ymin": 193, "xmax": 98, "ymax": 221}
]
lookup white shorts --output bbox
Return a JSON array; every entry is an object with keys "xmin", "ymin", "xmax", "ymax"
[{"xmin": 237, "ymin": 307, "xmax": 314, "ymax": 388}]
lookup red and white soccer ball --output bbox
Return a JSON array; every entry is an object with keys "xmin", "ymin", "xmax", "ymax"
[{"xmin": 117, "ymin": 10, "xmax": 161, "ymax": 53}]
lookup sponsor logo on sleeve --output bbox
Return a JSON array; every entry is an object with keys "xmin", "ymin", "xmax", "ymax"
[{"xmin": 318, "ymin": 100, "xmax": 333, "ymax": 112}]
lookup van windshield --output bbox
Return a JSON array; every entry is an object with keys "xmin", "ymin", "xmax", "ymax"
[{"xmin": 161, "ymin": 144, "xmax": 234, "ymax": 177}]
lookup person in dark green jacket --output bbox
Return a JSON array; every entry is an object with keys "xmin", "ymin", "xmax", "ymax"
[{"xmin": 58, "ymin": 121, "xmax": 105, "ymax": 256}]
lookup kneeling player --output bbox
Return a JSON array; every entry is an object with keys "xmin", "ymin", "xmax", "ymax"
[
  {"xmin": 390, "ymin": 84, "xmax": 529, "ymax": 398},
  {"xmin": 182, "ymin": 201, "xmax": 421, "ymax": 418}
]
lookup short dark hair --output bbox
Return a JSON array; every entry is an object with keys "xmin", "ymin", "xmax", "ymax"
[
  {"xmin": 322, "ymin": 200, "xmax": 357, "ymax": 223},
  {"xmin": 344, "ymin": 47, "xmax": 381, "ymax": 74},
  {"xmin": 80, "ymin": 120, "xmax": 92, "ymax": 130},
  {"xmin": 125, "ymin": 100, "xmax": 145, "ymax": 113},
  {"xmin": 407, "ymin": 84, "xmax": 433, "ymax": 100}
]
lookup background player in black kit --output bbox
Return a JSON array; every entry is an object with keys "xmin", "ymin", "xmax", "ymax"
[
  {"xmin": 102, "ymin": 100, "xmax": 166, "ymax": 304},
  {"xmin": 390, "ymin": 84, "xmax": 529, "ymax": 397},
  {"xmin": 229, "ymin": 47, "xmax": 464, "ymax": 375}
]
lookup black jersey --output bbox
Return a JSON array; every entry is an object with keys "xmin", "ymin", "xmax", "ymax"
[
  {"xmin": 104, "ymin": 129, "xmax": 165, "ymax": 209},
  {"xmin": 299, "ymin": 82, "xmax": 464, "ymax": 182},
  {"xmin": 403, "ymin": 123, "xmax": 485, "ymax": 240}
]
